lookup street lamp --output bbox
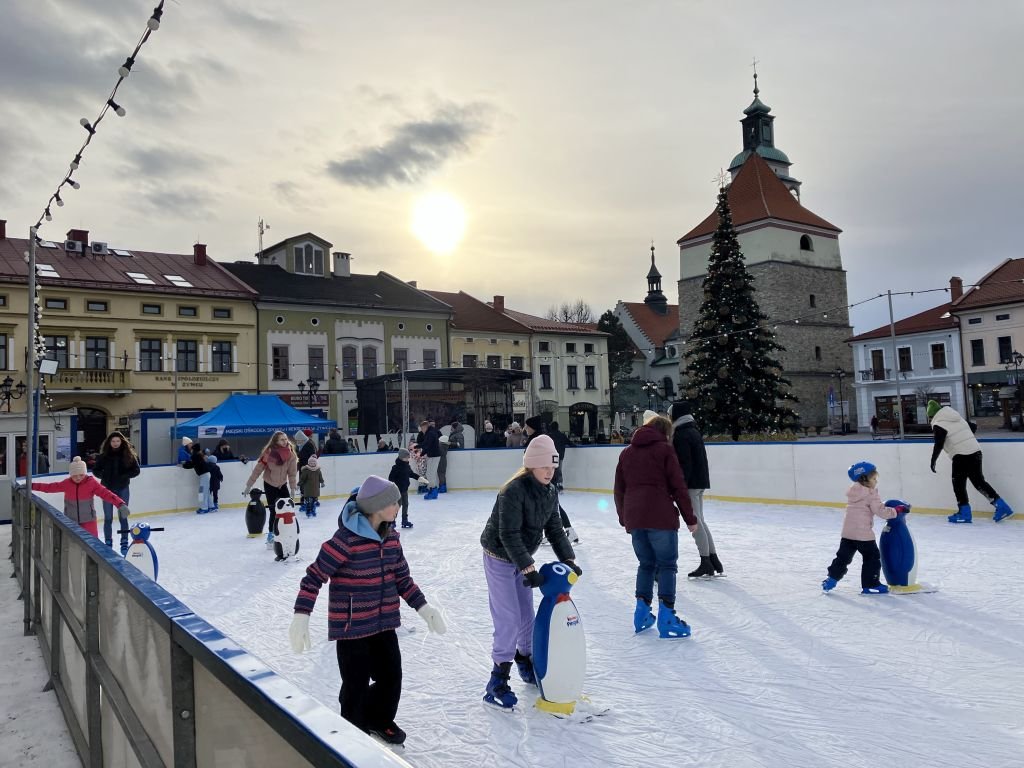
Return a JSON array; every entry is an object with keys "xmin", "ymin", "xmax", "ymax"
[
  {"xmin": 1003, "ymin": 350, "xmax": 1023, "ymax": 430},
  {"xmin": 831, "ymin": 367, "xmax": 847, "ymax": 434},
  {"xmin": 0, "ymin": 376, "xmax": 26, "ymax": 412},
  {"xmin": 641, "ymin": 380, "xmax": 658, "ymax": 410},
  {"xmin": 297, "ymin": 377, "xmax": 320, "ymax": 409}
]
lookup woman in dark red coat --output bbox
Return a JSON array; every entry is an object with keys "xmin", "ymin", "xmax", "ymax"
[{"xmin": 614, "ymin": 415, "xmax": 698, "ymax": 639}]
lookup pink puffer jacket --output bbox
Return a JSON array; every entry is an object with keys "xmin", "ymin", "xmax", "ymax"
[{"xmin": 841, "ymin": 483, "xmax": 896, "ymax": 541}]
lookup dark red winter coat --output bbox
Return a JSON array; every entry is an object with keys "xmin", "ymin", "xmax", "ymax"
[{"xmin": 613, "ymin": 424, "xmax": 695, "ymax": 531}]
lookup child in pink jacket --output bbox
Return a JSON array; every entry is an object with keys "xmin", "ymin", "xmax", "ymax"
[
  {"xmin": 31, "ymin": 456, "xmax": 128, "ymax": 539},
  {"xmin": 822, "ymin": 461, "xmax": 897, "ymax": 594}
]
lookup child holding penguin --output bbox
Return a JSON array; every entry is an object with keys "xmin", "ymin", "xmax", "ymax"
[
  {"xmin": 289, "ymin": 475, "xmax": 446, "ymax": 746},
  {"xmin": 478, "ymin": 434, "xmax": 579, "ymax": 710}
]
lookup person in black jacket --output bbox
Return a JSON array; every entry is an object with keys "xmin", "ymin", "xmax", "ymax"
[
  {"xmin": 419, "ymin": 420, "xmax": 442, "ymax": 499},
  {"xmin": 93, "ymin": 431, "xmax": 141, "ymax": 554},
  {"xmin": 670, "ymin": 401, "xmax": 722, "ymax": 578},
  {"xmin": 294, "ymin": 429, "xmax": 317, "ymax": 468},
  {"xmin": 477, "ymin": 420, "xmax": 504, "ymax": 448},
  {"xmin": 547, "ymin": 421, "xmax": 570, "ymax": 491},
  {"xmin": 322, "ymin": 429, "xmax": 349, "ymax": 455},
  {"xmin": 388, "ymin": 449, "xmax": 425, "ymax": 528},
  {"xmin": 214, "ymin": 439, "xmax": 236, "ymax": 461},
  {"xmin": 183, "ymin": 443, "xmax": 214, "ymax": 514}
]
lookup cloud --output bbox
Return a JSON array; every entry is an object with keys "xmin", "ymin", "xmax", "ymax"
[
  {"xmin": 215, "ymin": 2, "xmax": 299, "ymax": 40},
  {"xmin": 272, "ymin": 180, "xmax": 312, "ymax": 210},
  {"xmin": 134, "ymin": 184, "xmax": 217, "ymax": 218},
  {"xmin": 121, "ymin": 144, "xmax": 221, "ymax": 178},
  {"xmin": 326, "ymin": 102, "xmax": 495, "ymax": 188}
]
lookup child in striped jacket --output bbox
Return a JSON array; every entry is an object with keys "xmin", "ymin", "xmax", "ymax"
[{"xmin": 288, "ymin": 475, "xmax": 446, "ymax": 746}]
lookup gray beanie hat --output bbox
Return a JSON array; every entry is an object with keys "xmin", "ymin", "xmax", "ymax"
[
  {"xmin": 355, "ymin": 475, "xmax": 401, "ymax": 516},
  {"xmin": 398, "ymin": 448, "xmax": 410, "ymax": 460}
]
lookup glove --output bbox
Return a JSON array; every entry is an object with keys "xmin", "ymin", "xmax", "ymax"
[
  {"xmin": 416, "ymin": 604, "xmax": 447, "ymax": 634},
  {"xmin": 289, "ymin": 613, "xmax": 311, "ymax": 653},
  {"xmin": 884, "ymin": 499, "xmax": 911, "ymax": 514},
  {"xmin": 930, "ymin": 461, "xmax": 936, "ymax": 474},
  {"xmin": 562, "ymin": 560, "xmax": 583, "ymax": 576},
  {"xmin": 117, "ymin": 504, "xmax": 130, "ymax": 518},
  {"xmin": 417, "ymin": 477, "xmax": 429, "ymax": 486},
  {"xmin": 522, "ymin": 570, "xmax": 545, "ymax": 588}
]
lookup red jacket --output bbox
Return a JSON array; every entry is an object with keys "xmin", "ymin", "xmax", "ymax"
[
  {"xmin": 613, "ymin": 424, "xmax": 695, "ymax": 531},
  {"xmin": 31, "ymin": 475, "xmax": 125, "ymax": 525}
]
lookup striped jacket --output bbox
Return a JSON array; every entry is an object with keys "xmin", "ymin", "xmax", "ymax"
[{"xmin": 294, "ymin": 500, "xmax": 426, "ymax": 640}]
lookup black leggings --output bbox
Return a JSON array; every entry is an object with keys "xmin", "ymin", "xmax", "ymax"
[
  {"xmin": 264, "ymin": 482, "xmax": 290, "ymax": 533},
  {"xmin": 336, "ymin": 630, "xmax": 402, "ymax": 732},
  {"xmin": 951, "ymin": 451, "xmax": 999, "ymax": 507},
  {"xmin": 828, "ymin": 538, "xmax": 882, "ymax": 589}
]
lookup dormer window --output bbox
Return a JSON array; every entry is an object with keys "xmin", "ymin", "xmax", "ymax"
[
  {"xmin": 294, "ymin": 243, "xmax": 325, "ymax": 276},
  {"xmin": 799, "ymin": 235, "xmax": 814, "ymax": 252}
]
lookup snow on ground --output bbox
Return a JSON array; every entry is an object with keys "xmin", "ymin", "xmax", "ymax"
[
  {"xmin": 151, "ymin": 492, "xmax": 1024, "ymax": 768},
  {"xmin": 1, "ymin": 526, "xmax": 80, "ymax": 767}
]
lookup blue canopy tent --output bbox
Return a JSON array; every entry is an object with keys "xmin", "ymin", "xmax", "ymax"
[{"xmin": 174, "ymin": 394, "xmax": 337, "ymax": 439}]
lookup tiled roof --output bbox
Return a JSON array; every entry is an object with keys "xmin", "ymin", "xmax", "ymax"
[
  {"xmin": 678, "ymin": 151, "xmax": 840, "ymax": 243},
  {"xmin": 223, "ymin": 262, "xmax": 451, "ymax": 313},
  {"xmin": 847, "ymin": 301, "xmax": 957, "ymax": 342},
  {"xmin": 500, "ymin": 307, "xmax": 608, "ymax": 337},
  {"xmin": 0, "ymin": 237, "xmax": 255, "ymax": 298},
  {"xmin": 620, "ymin": 301, "xmax": 680, "ymax": 347},
  {"xmin": 424, "ymin": 290, "xmax": 531, "ymax": 334},
  {"xmin": 951, "ymin": 258, "xmax": 1024, "ymax": 311}
]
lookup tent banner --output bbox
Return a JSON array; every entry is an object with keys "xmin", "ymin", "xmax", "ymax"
[{"xmin": 219, "ymin": 423, "xmax": 335, "ymax": 437}]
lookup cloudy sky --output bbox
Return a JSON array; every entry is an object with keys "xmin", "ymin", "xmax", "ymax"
[{"xmin": 1, "ymin": 0, "xmax": 1020, "ymax": 333}]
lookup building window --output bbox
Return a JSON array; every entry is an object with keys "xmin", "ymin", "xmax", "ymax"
[
  {"xmin": 510, "ymin": 356, "xmax": 524, "ymax": 371},
  {"xmin": 463, "ymin": 354, "xmax": 478, "ymax": 368},
  {"xmin": 971, "ymin": 339, "xmax": 985, "ymax": 367},
  {"xmin": 362, "ymin": 346, "xmax": 378, "ymax": 378},
  {"xmin": 423, "ymin": 349, "xmax": 437, "ymax": 370},
  {"xmin": 567, "ymin": 365, "xmax": 578, "ymax": 390},
  {"xmin": 397, "ymin": 322, "xmax": 405, "ymax": 331},
  {"xmin": 814, "ymin": 346, "xmax": 822, "ymax": 361},
  {"xmin": 465, "ymin": 337, "xmax": 474, "ymax": 343},
  {"xmin": 139, "ymin": 339, "xmax": 162, "ymax": 372},
  {"xmin": 142, "ymin": 303, "xmax": 162, "ymax": 315},
  {"xmin": 426, "ymin": 323, "xmax": 433, "ymax": 332},
  {"xmin": 539, "ymin": 341, "xmax": 550, "ymax": 352},
  {"xmin": 341, "ymin": 345, "xmax": 357, "ymax": 381},
  {"xmin": 566, "ymin": 343, "xmax": 576, "ymax": 353},
  {"xmin": 0, "ymin": 335, "xmax": 7, "ymax": 369},
  {"xmin": 585, "ymin": 365, "xmax": 596, "ymax": 389},
  {"xmin": 213, "ymin": 307, "xmax": 232, "ymax": 319},
  {"xmin": 176, "ymin": 340, "xmax": 198, "ymax": 372},
  {"xmin": 45, "ymin": 298, "xmax": 68, "ymax": 310},
  {"xmin": 809, "ymin": 294, "xmax": 816, "ymax": 308},
  {"xmin": 394, "ymin": 348, "xmax": 408, "ymax": 372},
  {"xmin": 800, "ymin": 235, "xmax": 814, "ymax": 251},
  {"xmin": 308, "ymin": 346, "xmax": 324, "ymax": 380},
  {"xmin": 967, "ymin": 317, "xmax": 982, "ymax": 325},
  {"xmin": 540, "ymin": 364, "xmax": 552, "ymax": 389},
  {"xmin": 897, "ymin": 346, "xmax": 913, "ymax": 372},
  {"xmin": 870, "ymin": 349, "xmax": 886, "ymax": 379},
  {"xmin": 86, "ymin": 337, "xmax": 109, "ymax": 369},
  {"xmin": 931, "ymin": 343, "xmax": 947, "ymax": 369},
  {"xmin": 584, "ymin": 343, "xmax": 594, "ymax": 354},
  {"xmin": 44, "ymin": 336, "xmax": 69, "ymax": 368},
  {"xmin": 211, "ymin": 341, "xmax": 233, "ymax": 372},
  {"xmin": 294, "ymin": 243, "xmax": 325, "ymax": 276},
  {"xmin": 87, "ymin": 300, "xmax": 108, "ymax": 312},
  {"xmin": 487, "ymin": 355, "xmax": 501, "ymax": 369},
  {"xmin": 513, "ymin": 339, "xmax": 520, "ymax": 346},
  {"xmin": 998, "ymin": 336, "xmax": 1013, "ymax": 364},
  {"xmin": 996, "ymin": 313, "xmax": 1010, "ymax": 321},
  {"xmin": 489, "ymin": 339, "xmax": 498, "ymax": 345},
  {"xmin": 0, "ymin": 295, "xmax": 7, "ymax": 307},
  {"xmin": 178, "ymin": 306, "xmax": 198, "ymax": 317},
  {"xmin": 273, "ymin": 345, "xmax": 290, "ymax": 380}
]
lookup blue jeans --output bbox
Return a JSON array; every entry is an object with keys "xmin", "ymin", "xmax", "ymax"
[
  {"xmin": 631, "ymin": 528, "xmax": 679, "ymax": 606},
  {"xmin": 102, "ymin": 486, "xmax": 130, "ymax": 549}
]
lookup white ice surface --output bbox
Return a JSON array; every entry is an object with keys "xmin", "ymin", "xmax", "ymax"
[{"xmin": 149, "ymin": 492, "xmax": 1024, "ymax": 768}]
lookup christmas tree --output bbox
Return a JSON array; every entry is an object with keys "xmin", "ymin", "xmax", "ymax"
[{"xmin": 681, "ymin": 184, "xmax": 798, "ymax": 439}]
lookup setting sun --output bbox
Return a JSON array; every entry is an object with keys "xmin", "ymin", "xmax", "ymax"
[{"xmin": 411, "ymin": 192, "xmax": 467, "ymax": 254}]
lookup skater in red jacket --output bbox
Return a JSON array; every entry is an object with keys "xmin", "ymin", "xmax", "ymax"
[{"xmin": 31, "ymin": 456, "xmax": 128, "ymax": 538}]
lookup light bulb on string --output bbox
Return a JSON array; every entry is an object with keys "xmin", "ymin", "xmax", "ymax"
[
  {"xmin": 55, "ymin": 192, "xmax": 64, "ymax": 207},
  {"xmin": 107, "ymin": 99, "xmax": 126, "ymax": 117},
  {"xmin": 118, "ymin": 56, "xmax": 136, "ymax": 78},
  {"xmin": 70, "ymin": 153, "xmax": 82, "ymax": 170},
  {"xmin": 80, "ymin": 118, "xmax": 95, "ymax": 135},
  {"xmin": 66, "ymin": 176, "xmax": 80, "ymax": 190}
]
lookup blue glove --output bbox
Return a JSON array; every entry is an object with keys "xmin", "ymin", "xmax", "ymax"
[{"xmin": 884, "ymin": 498, "xmax": 911, "ymax": 514}]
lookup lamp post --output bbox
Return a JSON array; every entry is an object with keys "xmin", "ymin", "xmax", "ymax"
[
  {"xmin": 297, "ymin": 377, "xmax": 320, "ymax": 409},
  {"xmin": 0, "ymin": 376, "xmax": 27, "ymax": 412},
  {"xmin": 641, "ymin": 380, "xmax": 658, "ymax": 411},
  {"xmin": 1004, "ymin": 350, "xmax": 1023, "ymax": 430},
  {"xmin": 832, "ymin": 367, "xmax": 847, "ymax": 434}
]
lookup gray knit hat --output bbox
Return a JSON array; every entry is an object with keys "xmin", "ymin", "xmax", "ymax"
[
  {"xmin": 398, "ymin": 448, "xmax": 410, "ymax": 460},
  {"xmin": 355, "ymin": 475, "xmax": 401, "ymax": 515}
]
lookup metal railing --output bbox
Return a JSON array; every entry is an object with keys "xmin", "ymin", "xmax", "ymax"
[{"xmin": 9, "ymin": 486, "xmax": 409, "ymax": 768}]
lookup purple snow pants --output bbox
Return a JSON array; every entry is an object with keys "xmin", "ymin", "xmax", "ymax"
[{"xmin": 482, "ymin": 552, "xmax": 535, "ymax": 665}]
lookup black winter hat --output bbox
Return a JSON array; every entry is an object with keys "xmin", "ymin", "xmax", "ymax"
[
  {"xmin": 525, "ymin": 416, "xmax": 545, "ymax": 432},
  {"xmin": 670, "ymin": 401, "xmax": 692, "ymax": 420}
]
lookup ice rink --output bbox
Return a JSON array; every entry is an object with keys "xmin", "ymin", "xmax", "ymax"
[{"xmin": 154, "ymin": 490, "xmax": 1023, "ymax": 768}]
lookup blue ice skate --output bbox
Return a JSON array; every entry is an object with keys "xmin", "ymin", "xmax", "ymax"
[
  {"xmin": 822, "ymin": 576, "xmax": 838, "ymax": 592},
  {"xmin": 514, "ymin": 651, "xmax": 536, "ymax": 685},
  {"xmin": 483, "ymin": 662, "xmax": 517, "ymax": 710},
  {"xmin": 861, "ymin": 584, "xmax": 890, "ymax": 595},
  {"xmin": 657, "ymin": 603, "xmax": 691, "ymax": 639},
  {"xmin": 993, "ymin": 498, "xmax": 1014, "ymax": 522},
  {"xmin": 633, "ymin": 598, "xmax": 656, "ymax": 633},
  {"xmin": 438, "ymin": 483, "xmax": 447, "ymax": 493},
  {"xmin": 948, "ymin": 504, "xmax": 972, "ymax": 524}
]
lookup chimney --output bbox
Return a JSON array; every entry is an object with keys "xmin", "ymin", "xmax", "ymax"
[
  {"xmin": 949, "ymin": 276, "xmax": 963, "ymax": 302},
  {"xmin": 333, "ymin": 252, "xmax": 351, "ymax": 278},
  {"xmin": 66, "ymin": 228, "xmax": 89, "ymax": 247},
  {"xmin": 493, "ymin": 295, "xmax": 504, "ymax": 314},
  {"xmin": 0, "ymin": 220, "xmax": 6, "ymax": 239},
  {"xmin": 193, "ymin": 243, "xmax": 207, "ymax": 266}
]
